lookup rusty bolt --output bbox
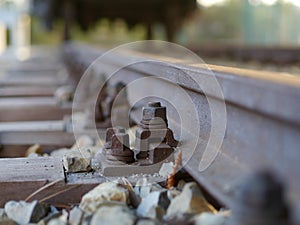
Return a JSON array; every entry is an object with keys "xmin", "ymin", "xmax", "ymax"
[
  {"xmin": 149, "ymin": 143, "xmax": 174, "ymax": 164},
  {"xmin": 106, "ymin": 133, "xmax": 134, "ymax": 163},
  {"xmin": 148, "ymin": 102, "xmax": 161, "ymax": 107},
  {"xmin": 136, "ymin": 101, "xmax": 178, "ymax": 162},
  {"xmin": 105, "ymin": 127, "xmax": 126, "ymax": 149},
  {"xmin": 141, "ymin": 102, "xmax": 167, "ymax": 127},
  {"xmin": 111, "ymin": 133, "xmax": 130, "ymax": 154}
]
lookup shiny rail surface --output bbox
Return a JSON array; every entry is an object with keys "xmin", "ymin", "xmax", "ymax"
[
  {"xmin": 63, "ymin": 43, "xmax": 300, "ymax": 222},
  {"xmin": 192, "ymin": 46, "xmax": 300, "ymax": 65}
]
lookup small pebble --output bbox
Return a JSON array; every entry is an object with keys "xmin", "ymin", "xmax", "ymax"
[
  {"xmin": 5, "ymin": 200, "xmax": 49, "ymax": 225},
  {"xmin": 79, "ymin": 182, "xmax": 129, "ymax": 214},
  {"xmin": 193, "ymin": 211, "xmax": 230, "ymax": 225},
  {"xmin": 90, "ymin": 204, "xmax": 135, "ymax": 225},
  {"xmin": 166, "ymin": 182, "xmax": 215, "ymax": 219}
]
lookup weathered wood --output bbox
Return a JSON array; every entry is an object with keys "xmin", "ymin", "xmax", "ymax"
[
  {"xmin": 0, "ymin": 157, "xmax": 105, "ymax": 207},
  {"xmin": 0, "ymin": 131, "xmax": 75, "ymax": 147},
  {"xmin": 0, "ymin": 86, "xmax": 56, "ymax": 97},
  {"xmin": 0, "ymin": 157, "xmax": 64, "ymax": 182},
  {"xmin": 0, "ymin": 157, "xmax": 64, "ymax": 206},
  {"xmin": 0, "ymin": 97, "xmax": 71, "ymax": 122},
  {"xmin": 0, "ymin": 76, "xmax": 66, "ymax": 86},
  {"xmin": 0, "ymin": 145, "xmax": 72, "ymax": 158},
  {"xmin": 0, "ymin": 120, "xmax": 108, "ymax": 157},
  {"xmin": 0, "ymin": 121, "xmax": 74, "ymax": 157},
  {"xmin": 0, "ymin": 121, "xmax": 66, "ymax": 132}
]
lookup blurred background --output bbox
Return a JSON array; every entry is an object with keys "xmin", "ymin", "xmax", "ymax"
[{"xmin": 0, "ymin": 0, "xmax": 300, "ymax": 66}]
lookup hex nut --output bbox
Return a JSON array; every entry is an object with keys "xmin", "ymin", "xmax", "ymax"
[{"xmin": 105, "ymin": 127, "xmax": 126, "ymax": 148}]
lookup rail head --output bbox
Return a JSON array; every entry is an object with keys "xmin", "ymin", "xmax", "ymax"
[{"xmin": 92, "ymin": 48, "xmax": 300, "ymax": 126}]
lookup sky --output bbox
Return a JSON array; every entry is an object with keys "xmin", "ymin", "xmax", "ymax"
[{"xmin": 197, "ymin": 0, "xmax": 300, "ymax": 7}]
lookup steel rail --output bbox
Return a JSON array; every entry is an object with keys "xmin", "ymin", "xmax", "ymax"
[
  {"xmin": 63, "ymin": 43, "xmax": 300, "ymax": 222},
  {"xmin": 192, "ymin": 46, "xmax": 300, "ymax": 65}
]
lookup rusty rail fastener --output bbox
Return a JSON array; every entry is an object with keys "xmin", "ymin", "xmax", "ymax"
[
  {"xmin": 135, "ymin": 101, "xmax": 178, "ymax": 165},
  {"xmin": 105, "ymin": 132, "xmax": 135, "ymax": 163},
  {"xmin": 102, "ymin": 101, "xmax": 178, "ymax": 166},
  {"xmin": 104, "ymin": 127, "xmax": 126, "ymax": 149}
]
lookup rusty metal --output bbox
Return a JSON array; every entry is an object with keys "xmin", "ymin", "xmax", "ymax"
[
  {"xmin": 103, "ymin": 82, "xmax": 127, "ymax": 119},
  {"xmin": 192, "ymin": 46, "xmax": 300, "ymax": 65},
  {"xmin": 104, "ymin": 127, "xmax": 126, "ymax": 149},
  {"xmin": 97, "ymin": 101, "xmax": 177, "ymax": 176},
  {"xmin": 102, "ymin": 101, "xmax": 177, "ymax": 166},
  {"xmin": 141, "ymin": 101, "xmax": 168, "ymax": 128},
  {"xmin": 64, "ymin": 43, "xmax": 300, "ymax": 222},
  {"xmin": 135, "ymin": 102, "xmax": 178, "ymax": 165},
  {"xmin": 106, "ymin": 133, "xmax": 135, "ymax": 163},
  {"xmin": 83, "ymin": 81, "xmax": 129, "ymax": 129}
]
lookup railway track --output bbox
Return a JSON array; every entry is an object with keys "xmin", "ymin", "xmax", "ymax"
[
  {"xmin": 63, "ymin": 43, "xmax": 300, "ymax": 223},
  {"xmin": 0, "ymin": 43, "xmax": 299, "ymax": 224}
]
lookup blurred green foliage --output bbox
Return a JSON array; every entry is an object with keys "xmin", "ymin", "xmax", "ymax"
[
  {"xmin": 178, "ymin": 1, "xmax": 242, "ymax": 45},
  {"xmin": 31, "ymin": 16, "xmax": 64, "ymax": 45},
  {"xmin": 31, "ymin": 17, "xmax": 147, "ymax": 46},
  {"xmin": 31, "ymin": 0, "xmax": 300, "ymax": 46},
  {"xmin": 179, "ymin": 0, "xmax": 300, "ymax": 46}
]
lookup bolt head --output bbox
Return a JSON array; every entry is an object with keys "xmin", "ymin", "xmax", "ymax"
[
  {"xmin": 105, "ymin": 127, "xmax": 126, "ymax": 143},
  {"xmin": 109, "ymin": 133, "xmax": 134, "ymax": 161},
  {"xmin": 148, "ymin": 102, "xmax": 161, "ymax": 107},
  {"xmin": 142, "ymin": 104, "xmax": 167, "ymax": 122},
  {"xmin": 149, "ymin": 143, "xmax": 174, "ymax": 164},
  {"xmin": 111, "ymin": 133, "xmax": 130, "ymax": 151}
]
